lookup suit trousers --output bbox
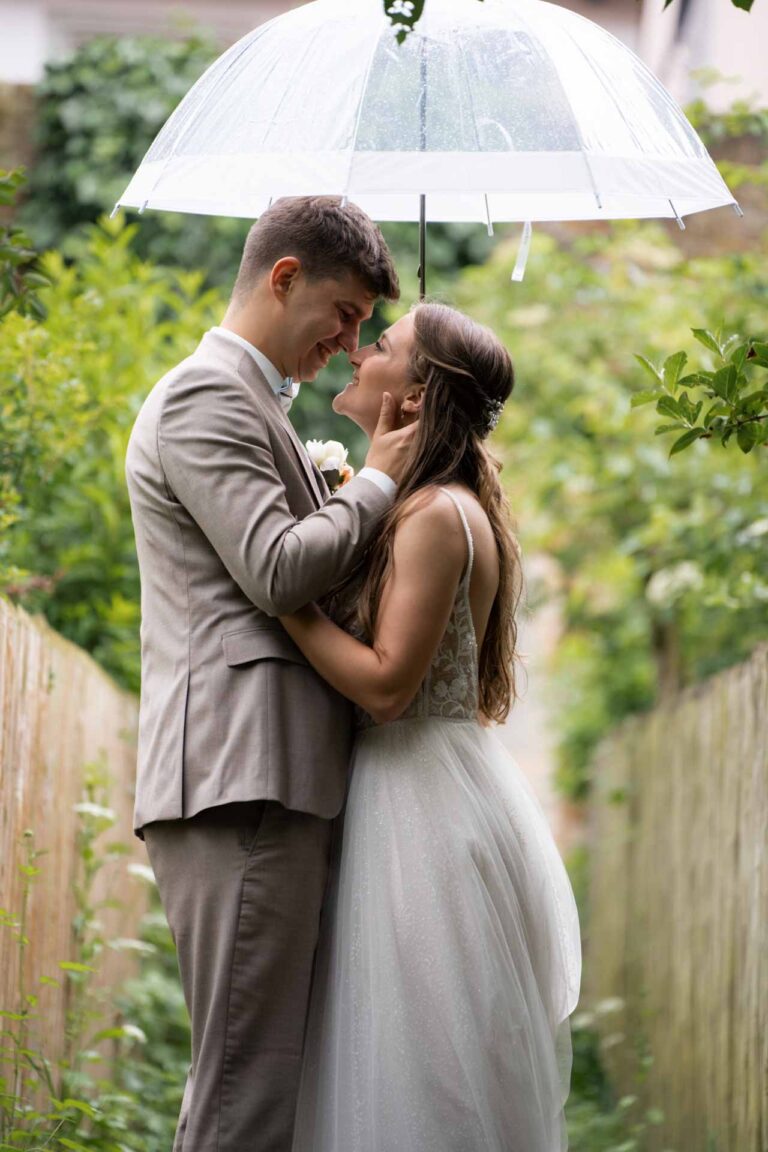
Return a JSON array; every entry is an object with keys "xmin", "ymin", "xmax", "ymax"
[{"xmin": 143, "ymin": 800, "xmax": 334, "ymax": 1152}]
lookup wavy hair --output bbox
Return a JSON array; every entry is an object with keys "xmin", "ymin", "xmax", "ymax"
[{"xmin": 347, "ymin": 302, "xmax": 523, "ymax": 722}]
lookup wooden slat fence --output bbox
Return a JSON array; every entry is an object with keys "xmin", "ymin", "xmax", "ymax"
[
  {"xmin": 0, "ymin": 598, "xmax": 144, "ymax": 1074},
  {"xmin": 586, "ymin": 644, "xmax": 767, "ymax": 1152}
]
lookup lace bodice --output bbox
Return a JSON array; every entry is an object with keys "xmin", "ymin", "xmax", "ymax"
[{"xmin": 356, "ymin": 489, "xmax": 479, "ymax": 731}]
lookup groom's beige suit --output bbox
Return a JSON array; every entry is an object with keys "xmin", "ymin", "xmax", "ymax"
[{"xmin": 126, "ymin": 328, "xmax": 390, "ymax": 1151}]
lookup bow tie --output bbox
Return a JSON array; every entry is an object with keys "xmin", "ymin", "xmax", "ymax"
[{"xmin": 278, "ymin": 377, "xmax": 300, "ymax": 412}]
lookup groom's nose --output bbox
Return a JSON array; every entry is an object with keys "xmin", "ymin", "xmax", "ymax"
[{"xmin": 337, "ymin": 318, "xmax": 361, "ymax": 355}]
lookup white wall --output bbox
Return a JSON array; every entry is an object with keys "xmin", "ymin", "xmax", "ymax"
[
  {"xmin": 0, "ymin": 0, "xmax": 296, "ymax": 83},
  {"xmin": 0, "ymin": 1, "xmax": 48, "ymax": 85},
  {"xmin": 638, "ymin": 0, "xmax": 768, "ymax": 110}
]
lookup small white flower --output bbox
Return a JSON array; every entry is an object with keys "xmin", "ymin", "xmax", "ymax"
[
  {"xmin": 388, "ymin": 0, "xmax": 415, "ymax": 15},
  {"xmin": 73, "ymin": 802, "xmax": 116, "ymax": 822},
  {"xmin": 110, "ymin": 938, "xmax": 157, "ymax": 955},
  {"xmin": 126, "ymin": 862, "xmax": 157, "ymax": 885},
  {"xmin": 594, "ymin": 996, "xmax": 625, "ymax": 1016},
  {"xmin": 510, "ymin": 304, "xmax": 551, "ymax": 329},
  {"xmin": 121, "ymin": 1023, "xmax": 147, "ymax": 1044},
  {"xmin": 599, "ymin": 1031, "xmax": 626, "ymax": 1050},
  {"xmin": 737, "ymin": 517, "xmax": 768, "ymax": 543},
  {"xmin": 646, "ymin": 562, "xmax": 704, "ymax": 608}
]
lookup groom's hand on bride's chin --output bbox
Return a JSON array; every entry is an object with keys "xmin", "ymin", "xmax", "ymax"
[{"xmin": 364, "ymin": 392, "xmax": 418, "ymax": 485}]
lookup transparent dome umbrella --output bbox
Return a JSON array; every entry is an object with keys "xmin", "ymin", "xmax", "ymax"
[{"xmin": 115, "ymin": 0, "xmax": 739, "ymax": 293}]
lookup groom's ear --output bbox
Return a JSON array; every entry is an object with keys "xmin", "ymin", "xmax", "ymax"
[
  {"xmin": 270, "ymin": 257, "xmax": 302, "ymax": 301},
  {"xmin": 401, "ymin": 384, "xmax": 425, "ymax": 418}
]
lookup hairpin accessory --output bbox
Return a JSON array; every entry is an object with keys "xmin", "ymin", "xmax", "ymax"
[{"xmin": 478, "ymin": 398, "xmax": 505, "ymax": 438}]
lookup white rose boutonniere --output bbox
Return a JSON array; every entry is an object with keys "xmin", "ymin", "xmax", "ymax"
[{"xmin": 305, "ymin": 438, "xmax": 355, "ymax": 493}]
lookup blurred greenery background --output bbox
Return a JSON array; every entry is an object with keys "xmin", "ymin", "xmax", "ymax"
[{"xmin": 1, "ymin": 24, "xmax": 767, "ymax": 1151}]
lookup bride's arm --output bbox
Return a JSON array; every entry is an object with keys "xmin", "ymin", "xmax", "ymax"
[{"xmin": 279, "ymin": 491, "xmax": 466, "ymax": 724}]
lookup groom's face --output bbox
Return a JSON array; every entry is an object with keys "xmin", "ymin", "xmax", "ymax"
[{"xmin": 284, "ymin": 269, "xmax": 377, "ymax": 383}]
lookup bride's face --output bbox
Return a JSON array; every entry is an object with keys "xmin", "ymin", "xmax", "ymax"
[{"xmin": 333, "ymin": 312, "xmax": 419, "ymax": 437}]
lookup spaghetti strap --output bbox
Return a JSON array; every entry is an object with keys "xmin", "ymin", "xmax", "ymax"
[{"xmin": 440, "ymin": 488, "xmax": 474, "ymax": 582}]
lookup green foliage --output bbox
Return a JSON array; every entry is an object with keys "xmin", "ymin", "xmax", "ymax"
[
  {"xmin": 1, "ymin": 782, "xmax": 141, "ymax": 1150},
  {"xmin": 686, "ymin": 94, "xmax": 768, "ymax": 148},
  {"xmin": 633, "ymin": 332, "xmax": 768, "ymax": 454},
  {"xmin": 451, "ymin": 216, "xmax": 768, "ymax": 799},
  {"xmin": 0, "ymin": 215, "xmax": 224, "ymax": 691},
  {"xmin": 0, "ymin": 779, "xmax": 189, "ymax": 1152},
  {"xmin": 19, "ymin": 33, "xmax": 250, "ymax": 288},
  {"xmin": 0, "ymin": 169, "xmax": 51, "ymax": 322}
]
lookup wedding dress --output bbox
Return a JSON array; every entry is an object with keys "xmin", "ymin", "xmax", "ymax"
[{"xmin": 291, "ymin": 490, "xmax": 582, "ymax": 1152}]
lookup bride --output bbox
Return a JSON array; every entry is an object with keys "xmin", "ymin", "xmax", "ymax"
[{"xmin": 280, "ymin": 302, "xmax": 581, "ymax": 1151}]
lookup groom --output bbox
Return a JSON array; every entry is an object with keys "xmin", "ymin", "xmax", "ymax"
[{"xmin": 125, "ymin": 196, "xmax": 407, "ymax": 1151}]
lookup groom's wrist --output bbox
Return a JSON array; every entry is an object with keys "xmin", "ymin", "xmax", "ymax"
[{"xmin": 357, "ymin": 467, "xmax": 396, "ymax": 500}]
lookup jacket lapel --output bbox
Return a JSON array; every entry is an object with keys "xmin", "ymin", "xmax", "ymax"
[
  {"xmin": 278, "ymin": 417, "xmax": 326, "ymax": 507},
  {"xmin": 208, "ymin": 333, "xmax": 324, "ymax": 509}
]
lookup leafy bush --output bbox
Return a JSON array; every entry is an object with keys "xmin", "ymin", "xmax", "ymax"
[
  {"xmin": 0, "ymin": 779, "xmax": 188, "ymax": 1152},
  {"xmin": 0, "ymin": 169, "xmax": 50, "ymax": 322},
  {"xmin": 0, "ymin": 214, "xmax": 225, "ymax": 691},
  {"xmin": 19, "ymin": 32, "xmax": 252, "ymax": 290},
  {"xmin": 633, "ymin": 330, "xmax": 768, "ymax": 454},
  {"xmin": 451, "ymin": 216, "xmax": 768, "ymax": 798}
]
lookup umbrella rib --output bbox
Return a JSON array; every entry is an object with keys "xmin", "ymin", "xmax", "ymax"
[
  {"xmin": 261, "ymin": 33, "xmax": 324, "ymax": 153},
  {"xmin": 342, "ymin": 29, "xmax": 384, "ymax": 201},
  {"xmin": 556, "ymin": 19, "xmax": 676, "ymax": 211},
  {"xmin": 543, "ymin": 26, "xmax": 609, "ymax": 211},
  {"xmin": 456, "ymin": 36, "xmax": 495, "ymax": 226}
]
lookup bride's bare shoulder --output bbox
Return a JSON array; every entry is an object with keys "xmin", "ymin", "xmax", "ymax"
[{"xmin": 392, "ymin": 487, "xmax": 469, "ymax": 558}]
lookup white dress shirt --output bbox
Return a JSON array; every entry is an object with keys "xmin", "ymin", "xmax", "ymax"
[{"xmin": 210, "ymin": 326, "xmax": 396, "ymax": 499}]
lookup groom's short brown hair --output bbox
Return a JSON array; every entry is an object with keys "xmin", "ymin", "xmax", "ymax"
[{"xmin": 232, "ymin": 196, "xmax": 400, "ymax": 303}]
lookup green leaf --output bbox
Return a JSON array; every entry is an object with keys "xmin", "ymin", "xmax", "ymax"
[
  {"xmin": 58, "ymin": 961, "xmax": 95, "ymax": 974},
  {"xmin": 630, "ymin": 390, "xmax": 661, "ymax": 408},
  {"xmin": 656, "ymin": 396, "xmax": 680, "ymax": 420},
  {"xmin": 704, "ymin": 402, "xmax": 730, "ymax": 427},
  {"xmin": 732, "ymin": 0, "xmax": 754, "ymax": 10},
  {"xmin": 737, "ymin": 421, "xmax": 761, "ymax": 453},
  {"xmin": 677, "ymin": 372, "xmax": 712, "ymax": 388},
  {"xmin": 670, "ymin": 428, "xmax": 704, "ymax": 456},
  {"xmin": 692, "ymin": 328, "xmax": 722, "ymax": 356},
  {"xmin": 633, "ymin": 354, "xmax": 663, "ymax": 385},
  {"xmin": 749, "ymin": 341, "xmax": 768, "ymax": 367},
  {"xmin": 710, "ymin": 364, "xmax": 739, "ymax": 402},
  {"xmin": 58, "ymin": 1139, "xmax": 92, "ymax": 1152},
  {"xmin": 56, "ymin": 1097, "xmax": 97, "ymax": 1118},
  {"xmin": 654, "ymin": 423, "xmax": 683, "ymax": 435},
  {"xmin": 662, "ymin": 350, "xmax": 687, "ymax": 390}
]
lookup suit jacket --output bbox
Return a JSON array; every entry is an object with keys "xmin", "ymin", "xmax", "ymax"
[{"xmin": 125, "ymin": 329, "xmax": 389, "ymax": 834}]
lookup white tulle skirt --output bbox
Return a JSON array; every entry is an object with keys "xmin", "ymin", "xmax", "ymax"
[{"xmin": 292, "ymin": 717, "xmax": 582, "ymax": 1152}]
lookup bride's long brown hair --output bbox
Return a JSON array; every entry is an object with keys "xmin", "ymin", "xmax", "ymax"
[{"xmin": 344, "ymin": 302, "xmax": 523, "ymax": 723}]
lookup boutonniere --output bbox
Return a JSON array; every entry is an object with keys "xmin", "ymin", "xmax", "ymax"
[{"xmin": 305, "ymin": 439, "xmax": 355, "ymax": 494}]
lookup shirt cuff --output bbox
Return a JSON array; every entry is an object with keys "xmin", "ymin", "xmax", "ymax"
[{"xmin": 357, "ymin": 466, "xmax": 397, "ymax": 501}]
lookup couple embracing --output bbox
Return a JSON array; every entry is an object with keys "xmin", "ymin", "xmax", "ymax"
[{"xmin": 126, "ymin": 196, "xmax": 581, "ymax": 1152}]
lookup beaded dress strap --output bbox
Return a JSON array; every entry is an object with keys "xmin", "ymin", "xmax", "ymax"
[{"xmin": 440, "ymin": 488, "xmax": 474, "ymax": 584}]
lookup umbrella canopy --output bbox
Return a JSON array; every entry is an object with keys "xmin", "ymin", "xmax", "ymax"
[{"xmin": 116, "ymin": 0, "xmax": 736, "ymax": 229}]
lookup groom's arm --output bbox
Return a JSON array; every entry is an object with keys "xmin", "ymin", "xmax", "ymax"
[{"xmin": 157, "ymin": 369, "xmax": 394, "ymax": 615}]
